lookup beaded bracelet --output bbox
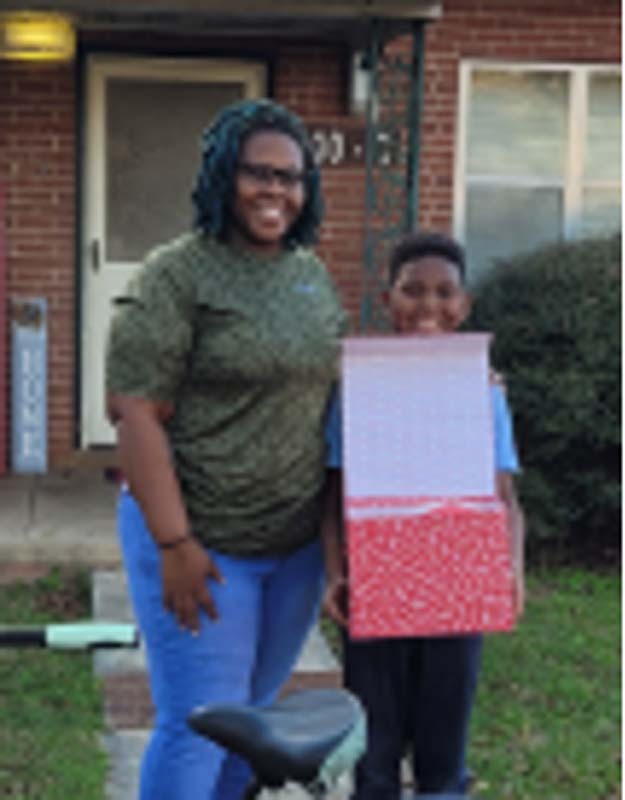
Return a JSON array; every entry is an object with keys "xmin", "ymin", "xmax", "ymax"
[{"xmin": 157, "ymin": 535, "xmax": 190, "ymax": 550}]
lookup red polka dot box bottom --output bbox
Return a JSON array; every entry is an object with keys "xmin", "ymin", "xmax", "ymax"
[{"xmin": 346, "ymin": 496, "xmax": 516, "ymax": 639}]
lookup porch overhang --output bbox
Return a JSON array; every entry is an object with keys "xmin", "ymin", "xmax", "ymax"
[{"xmin": 0, "ymin": 1, "xmax": 441, "ymax": 47}]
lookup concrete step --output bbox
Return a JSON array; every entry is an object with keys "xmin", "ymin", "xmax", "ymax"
[
  {"xmin": 93, "ymin": 569, "xmax": 341, "ymax": 729},
  {"xmin": 92, "ymin": 570, "xmax": 145, "ymax": 678},
  {"xmin": 92, "ymin": 570, "xmax": 341, "ymax": 731},
  {"xmin": 101, "ymin": 668, "xmax": 343, "ymax": 731},
  {"xmin": 93, "ymin": 568, "xmax": 344, "ymax": 798},
  {"xmin": 92, "ymin": 568, "xmax": 339, "ymax": 678},
  {"xmin": 0, "ymin": 472, "xmax": 120, "ymax": 566},
  {"xmin": 102, "ymin": 730, "xmax": 149, "ymax": 800}
]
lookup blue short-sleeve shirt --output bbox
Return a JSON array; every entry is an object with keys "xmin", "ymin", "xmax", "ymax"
[{"xmin": 325, "ymin": 383, "xmax": 519, "ymax": 473}]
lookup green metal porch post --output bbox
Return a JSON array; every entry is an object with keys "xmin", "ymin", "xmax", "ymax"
[
  {"xmin": 405, "ymin": 20, "xmax": 426, "ymax": 232},
  {"xmin": 360, "ymin": 19, "xmax": 381, "ymax": 332},
  {"xmin": 360, "ymin": 19, "xmax": 428, "ymax": 331}
]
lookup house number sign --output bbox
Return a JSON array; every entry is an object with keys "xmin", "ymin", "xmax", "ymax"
[{"xmin": 309, "ymin": 124, "xmax": 398, "ymax": 167}]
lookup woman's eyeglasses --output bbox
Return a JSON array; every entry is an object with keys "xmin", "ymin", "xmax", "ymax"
[{"xmin": 238, "ymin": 162, "xmax": 306, "ymax": 190}]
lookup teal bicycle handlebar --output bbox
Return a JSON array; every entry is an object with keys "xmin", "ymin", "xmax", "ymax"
[
  {"xmin": 0, "ymin": 622, "xmax": 139, "ymax": 650},
  {"xmin": 47, "ymin": 622, "xmax": 139, "ymax": 649}
]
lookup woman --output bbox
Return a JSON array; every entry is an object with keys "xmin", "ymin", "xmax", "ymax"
[{"xmin": 105, "ymin": 99, "xmax": 345, "ymax": 800}]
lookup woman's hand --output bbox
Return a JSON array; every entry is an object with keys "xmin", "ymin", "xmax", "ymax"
[
  {"xmin": 161, "ymin": 539, "xmax": 224, "ymax": 633},
  {"xmin": 322, "ymin": 574, "xmax": 349, "ymax": 628}
]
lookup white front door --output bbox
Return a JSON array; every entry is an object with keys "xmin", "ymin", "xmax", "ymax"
[{"xmin": 82, "ymin": 55, "xmax": 266, "ymax": 445}]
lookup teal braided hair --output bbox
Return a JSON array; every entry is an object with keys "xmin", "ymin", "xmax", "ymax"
[{"xmin": 191, "ymin": 98, "xmax": 323, "ymax": 247}]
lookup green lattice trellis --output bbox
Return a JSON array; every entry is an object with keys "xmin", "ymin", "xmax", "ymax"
[{"xmin": 360, "ymin": 20, "xmax": 425, "ymax": 331}]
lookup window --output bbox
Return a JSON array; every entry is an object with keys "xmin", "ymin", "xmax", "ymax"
[{"xmin": 454, "ymin": 63, "xmax": 621, "ymax": 282}]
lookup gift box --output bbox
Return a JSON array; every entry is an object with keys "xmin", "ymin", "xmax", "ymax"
[
  {"xmin": 342, "ymin": 334, "xmax": 516, "ymax": 639},
  {"xmin": 346, "ymin": 495, "xmax": 516, "ymax": 638}
]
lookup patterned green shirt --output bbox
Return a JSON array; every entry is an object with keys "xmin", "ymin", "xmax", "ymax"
[{"xmin": 106, "ymin": 232, "xmax": 345, "ymax": 555}]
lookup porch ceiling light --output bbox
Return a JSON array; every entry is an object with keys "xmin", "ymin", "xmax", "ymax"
[{"xmin": 0, "ymin": 12, "xmax": 75, "ymax": 62}]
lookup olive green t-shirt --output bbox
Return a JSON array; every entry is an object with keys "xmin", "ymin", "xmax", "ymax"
[{"xmin": 106, "ymin": 232, "xmax": 345, "ymax": 555}]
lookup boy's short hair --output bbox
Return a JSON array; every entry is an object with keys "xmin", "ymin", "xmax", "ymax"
[{"xmin": 388, "ymin": 231, "xmax": 467, "ymax": 285}]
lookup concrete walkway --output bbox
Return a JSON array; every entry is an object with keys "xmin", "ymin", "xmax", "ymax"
[
  {"xmin": 0, "ymin": 468, "xmax": 351, "ymax": 799},
  {"xmin": 94, "ymin": 568, "xmax": 346, "ymax": 800}
]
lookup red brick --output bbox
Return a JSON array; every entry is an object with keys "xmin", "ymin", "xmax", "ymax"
[{"xmin": 101, "ymin": 669, "xmax": 342, "ymax": 730}]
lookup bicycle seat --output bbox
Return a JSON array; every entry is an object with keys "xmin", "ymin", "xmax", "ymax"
[{"xmin": 188, "ymin": 687, "xmax": 366, "ymax": 789}]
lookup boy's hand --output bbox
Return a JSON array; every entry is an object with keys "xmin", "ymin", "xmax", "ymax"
[
  {"xmin": 489, "ymin": 368, "xmax": 506, "ymax": 387},
  {"xmin": 513, "ymin": 570, "xmax": 525, "ymax": 618},
  {"xmin": 323, "ymin": 574, "xmax": 349, "ymax": 628}
]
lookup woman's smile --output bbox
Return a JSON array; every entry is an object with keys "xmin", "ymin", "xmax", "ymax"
[{"xmin": 229, "ymin": 131, "xmax": 306, "ymax": 255}]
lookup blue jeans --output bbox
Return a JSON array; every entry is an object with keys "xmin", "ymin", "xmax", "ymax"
[
  {"xmin": 344, "ymin": 634, "xmax": 483, "ymax": 799},
  {"xmin": 118, "ymin": 490, "xmax": 324, "ymax": 800}
]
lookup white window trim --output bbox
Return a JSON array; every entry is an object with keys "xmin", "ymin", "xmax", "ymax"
[{"xmin": 453, "ymin": 59, "xmax": 621, "ymax": 245}]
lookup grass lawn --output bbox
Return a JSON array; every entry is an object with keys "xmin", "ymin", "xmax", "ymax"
[
  {"xmin": 0, "ymin": 568, "xmax": 108, "ymax": 800},
  {"xmin": 322, "ymin": 567, "xmax": 621, "ymax": 800},
  {"xmin": 470, "ymin": 568, "xmax": 621, "ymax": 800},
  {"xmin": 0, "ymin": 566, "xmax": 619, "ymax": 799}
]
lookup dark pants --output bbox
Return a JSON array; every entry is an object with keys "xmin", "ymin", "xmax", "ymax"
[{"xmin": 344, "ymin": 634, "xmax": 483, "ymax": 800}]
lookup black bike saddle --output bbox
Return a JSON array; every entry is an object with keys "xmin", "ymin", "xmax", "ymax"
[{"xmin": 188, "ymin": 687, "xmax": 365, "ymax": 789}]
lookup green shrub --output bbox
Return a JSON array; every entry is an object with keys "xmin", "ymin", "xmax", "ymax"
[{"xmin": 468, "ymin": 234, "xmax": 621, "ymax": 558}]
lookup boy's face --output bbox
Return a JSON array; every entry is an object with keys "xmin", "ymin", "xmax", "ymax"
[{"xmin": 385, "ymin": 255, "xmax": 471, "ymax": 334}]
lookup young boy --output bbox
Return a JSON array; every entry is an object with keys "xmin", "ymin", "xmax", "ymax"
[{"xmin": 322, "ymin": 231, "xmax": 525, "ymax": 799}]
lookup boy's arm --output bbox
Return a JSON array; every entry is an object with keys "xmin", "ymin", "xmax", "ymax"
[
  {"xmin": 321, "ymin": 468, "xmax": 349, "ymax": 628},
  {"xmin": 496, "ymin": 470, "xmax": 525, "ymax": 617}
]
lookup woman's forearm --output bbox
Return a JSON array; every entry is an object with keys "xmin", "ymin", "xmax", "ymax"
[{"xmin": 111, "ymin": 396, "xmax": 190, "ymax": 545}]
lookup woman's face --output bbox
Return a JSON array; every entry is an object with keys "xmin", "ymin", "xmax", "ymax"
[{"xmin": 228, "ymin": 130, "xmax": 306, "ymax": 255}]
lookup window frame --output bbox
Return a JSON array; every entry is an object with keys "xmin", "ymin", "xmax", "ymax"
[{"xmin": 453, "ymin": 60, "xmax": 621, "ymax": 254}]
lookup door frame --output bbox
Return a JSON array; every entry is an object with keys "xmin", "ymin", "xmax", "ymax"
[{"xmin": 80, "ymin": 54, "xmax": 267, "ymax": 447}]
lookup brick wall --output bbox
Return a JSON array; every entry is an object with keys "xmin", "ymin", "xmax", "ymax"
[
  {"xmin": 0, "ymin": 184, "xmax": 6, "ymax": 475},
  {"xmin": 0, "ymin": 62, "xmax": 77, "ymax": 467},
  {"xmin": 0, "ymin": 0, "xmax": 621, "ymax": 468},
  {"xmin": 273, "ymin": 44, "xmax": 367, "ymax": 319}
]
